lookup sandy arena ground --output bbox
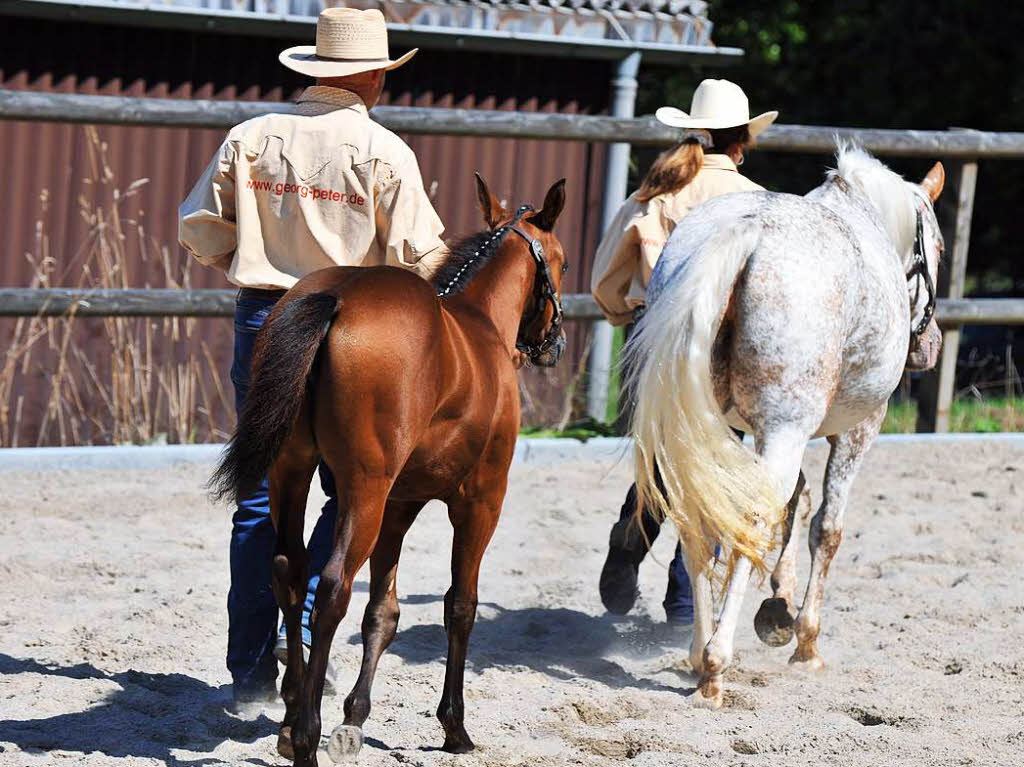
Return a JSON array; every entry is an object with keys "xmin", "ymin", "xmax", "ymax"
[{"xmin": 0, "ymin": 439, "xmax": 1022, "ymax": 766}]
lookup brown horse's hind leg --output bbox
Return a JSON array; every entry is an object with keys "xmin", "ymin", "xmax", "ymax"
[
  {"xmin": 436, "ymin": 494, "xmax": 503, "ymax": 753},
  {"xmin": 268, "ymin": 454, "xmax": 318, "ymax": 762},
  {"xmin": 291, "ymin": 474, "xmax": 390, "ymax": 767},
  {"xmin": 332, "ymin": 500, "xmax": 424, "ymax": 760},
  {"xmin": 754, "ymin": 472, "xmax": 810, "ymax": 647}
]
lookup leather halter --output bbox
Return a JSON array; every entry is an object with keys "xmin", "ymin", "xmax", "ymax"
[
  {"xmin": 906, "ymin": 209, "xmax": 936, "ymax": 339},
  {"xmin": 505, "ymin": 205, "xmax": 564, "ymax": 362},
  {"xmin": 434, "ymin": 204, "xmax": 563, "ymax": 362}
]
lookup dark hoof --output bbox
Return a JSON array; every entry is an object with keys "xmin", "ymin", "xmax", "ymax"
[
  {"xmin": 754, "ymin": 597, "xmax": 795, "ymax": 647},
  {"xmin": 442, "ymin": 735, "xmax": 476, "ymax": 754},
  {"xmin": 325, "ymin": 724, "xmax": 364, "ymax": 763},
  {"xmin": 277, "ymin": 726, "xmax": 294, "ymax": 760}
]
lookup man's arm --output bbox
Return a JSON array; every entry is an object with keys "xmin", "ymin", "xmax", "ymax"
[
  {"xmin": 374, "ymin": 154, "xmax": 448, "ymax": 281},
  {"xmin": 178, "ymin": 140, "xmax": 237, "ymax": 270}
]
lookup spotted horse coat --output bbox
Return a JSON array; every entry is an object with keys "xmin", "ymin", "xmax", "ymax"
[{"xmin": 624, "ymin": 143, "xmax": 946, "ymax": 707}]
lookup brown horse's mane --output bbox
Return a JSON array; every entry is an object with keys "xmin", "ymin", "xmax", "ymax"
[{"xmin": 432, "ymin": 227, "xmax": 513, "ymax": 297}]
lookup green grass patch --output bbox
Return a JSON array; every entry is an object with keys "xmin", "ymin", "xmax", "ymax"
[
  {"xmin": 519, "ymin": 418, "xmax": 621, "ymax": 442},
  {"xmin": 883, "ymin": 397, "xmax": 1024, "ymax": 433},
  {"xmin": 604, "ymin": 325, "xmax": 626, "ymax": 424},
  {"xmin": 521, "ymin": 398, "xmax": 1024, "ymax": 439}
]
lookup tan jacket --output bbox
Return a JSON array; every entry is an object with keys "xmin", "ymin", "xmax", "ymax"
[
  {"xmin": 590, "ymin": 154, "xmax": 763, "ymax": 325},
  {"xmin": 178, "ymin": 86, "xmax": 447, "ymax": 289}
]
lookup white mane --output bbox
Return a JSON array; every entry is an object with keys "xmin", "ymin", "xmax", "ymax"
[{"xmin": 831, "ymin": 142, "xmax": 917, "ymax": 266}]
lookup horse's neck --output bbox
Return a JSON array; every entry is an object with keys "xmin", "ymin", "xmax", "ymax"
[
  {"xmin": 808, "ymin": 177, "xmax": 911, "ymax": 268},
  {"xmin": 452, "ymin": 247, "xmax": 533, "ymax": 354}
]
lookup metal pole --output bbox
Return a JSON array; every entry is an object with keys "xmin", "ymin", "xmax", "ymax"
[
  {"xmin": 933, "ymin": 160, "xmax": 979, "ymax": 432},
  {"xmin": 586, "ymin": 51, "xmax": 641, "ymax": 423}
]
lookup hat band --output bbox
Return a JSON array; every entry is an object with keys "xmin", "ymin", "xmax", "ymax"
[{"xmin": 310, "ymin": 54, "xmax": 393, "ymax": 64}]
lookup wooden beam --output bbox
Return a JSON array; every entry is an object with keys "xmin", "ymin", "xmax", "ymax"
[
  {"xmin": 2, "ymin": 288, "xmax": 1022, "ymax": 323},
  {"xmin": 0, "ymin": 288, "xmax": 236, "ymax": 317},
  {"xmin": 933, "ymin": 162, "xmax": 979, "ymax": 433},
  {"xmin": 937, "ymin": 297, "xmax": 1024, "ymax": 325},
  {"xmin": 3, "ymin": 90, "xmax": 1024, "ymax": 157}
]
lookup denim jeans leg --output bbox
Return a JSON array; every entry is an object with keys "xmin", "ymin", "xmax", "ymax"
[
  {"xmin": 298, "ymin": 462, "xmax": 339, "ymax": 647},
  {"xmin": 226, "ymin": 295, "xmax": 280, "ymax": 691},
  {"xmin": 617, "ymin": 483, "xmax": 662, "ymax": 554},
  {"xmin": 663, "ymin": 542, "xmax": 695, "ymax": 621}
]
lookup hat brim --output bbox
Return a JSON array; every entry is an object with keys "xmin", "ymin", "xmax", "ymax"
[
  {"xmin": 655, "ymin": 107, "xmax": 778, "ymax": 138},
  {"xmin": 279, "ymin": 46, "xmax": 417, "ymax": 78}
]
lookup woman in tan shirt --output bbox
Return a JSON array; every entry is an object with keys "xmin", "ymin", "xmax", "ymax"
[{"xmin": 594, "ymin": 79, "xmax": 777, "ymax": 624}]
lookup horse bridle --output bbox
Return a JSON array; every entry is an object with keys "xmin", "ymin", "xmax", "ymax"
[
  {"xmin": 504, "ymin": 205, "xmax": 564, "ymax": 360},
  {"xmin": 906, "ymin": 208, "xmax": 936, "ymax": 339}
]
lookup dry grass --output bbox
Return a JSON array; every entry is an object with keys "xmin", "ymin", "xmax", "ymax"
[{"xmin": 0, "ymin": 127, "xmax": 231, "ymax": 447}]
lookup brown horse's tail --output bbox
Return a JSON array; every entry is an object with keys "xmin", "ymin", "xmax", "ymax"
[{"xmin": 210, "ymin": 292, "xmax": 339, "ymax": 504}]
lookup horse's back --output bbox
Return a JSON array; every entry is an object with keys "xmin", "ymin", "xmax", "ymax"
[
  {"xmin": 656, "ymin": 190, "xmax": 909, "ymax": 437},
  {"xmin": 286, "ymin": 265, "xmax": 515, "ymax": 492}
]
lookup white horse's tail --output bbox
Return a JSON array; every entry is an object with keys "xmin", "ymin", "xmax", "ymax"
[{"xmin": 625, "ymin": 221, "xmax": 785, "ymax": 578}]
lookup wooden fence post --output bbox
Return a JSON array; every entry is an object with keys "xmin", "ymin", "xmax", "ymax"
[{"xmin": 932, "ymin": 160, "xmax": 979, "ymax": 432}]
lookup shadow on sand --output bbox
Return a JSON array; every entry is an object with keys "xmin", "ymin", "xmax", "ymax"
[
  {"xmin": 349, "ymin": 602, "xmax": 696, "ymax": 696},
  {"xmin": 0, "ymin": 605, "xmax": 692, "ymax": 762},
  {"xmin": 0, "ymin": 654, "xmax": 278, "ymax": 766}
]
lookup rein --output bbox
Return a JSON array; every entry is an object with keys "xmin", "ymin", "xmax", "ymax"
[
  {"xmin": 436, "ymin": 204, "xmax": 564, "ymax": 362},
  {"xmin": 906, "ymin": 208, "xmax": 936, "ymax": 338}
]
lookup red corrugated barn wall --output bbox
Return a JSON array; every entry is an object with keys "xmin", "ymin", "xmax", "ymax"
[{"xmin": 0, "ymin": 15, "xmax": 610, "ymax": 446}]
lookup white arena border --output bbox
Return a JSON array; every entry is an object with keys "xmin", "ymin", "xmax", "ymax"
[{"xmin": 0, "ymin": 432, "xmax": 1021, "ymax": 473}]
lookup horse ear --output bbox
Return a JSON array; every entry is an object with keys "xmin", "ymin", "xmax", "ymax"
[
  {"xmin": 921, "ymin": 162, "xmax": 945, "ymax": 202},
  {"xmin": 531, "ymin": 178, "xmax": 567, "ymax": 231},
  {"xmin": 474, "ymin": 172, "xmax": 506, "ymax": 229}
]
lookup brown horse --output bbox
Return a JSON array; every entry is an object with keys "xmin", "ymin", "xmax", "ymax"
[{"xmin": 211, "ymin": 174, "xmax": 568, "ymax": 766}]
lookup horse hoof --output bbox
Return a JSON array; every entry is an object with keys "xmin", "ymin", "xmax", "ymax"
[
  {"xmin": 754, "ymin": 597, "xmax": 795, "ymax": 647},
  {"xmin": 789, "ymin": 653, "xmax": 826, "ymax": 672},
  {"xmin": 693, "ymin": 676, "xmax": 724, "ymax": 710},
  {"xmin": 277, "ymin": 726, "xmax": 294, "ymax": 760},
  {"xmin": 325, "ymin": 724, "xmax": 364, "ymax": 763},
  {"xmin": 442, "ymin": 738, "xmax": 476, "ymax": 754},
  {"xmin": 691, "ymin": 688, "xmax": 723, "ymax": 710}
]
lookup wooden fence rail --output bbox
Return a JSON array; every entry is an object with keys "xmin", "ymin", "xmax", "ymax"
[
  {"xmin": 4, "ymin": 89, "xmax": 1024, "ymax": 157},
  {"xmin": 2, "ymin": 89, "xmax": 1022, "ymax": 432},
  {"xmin": 2, "ymin": 288, "xmax": 1022, "ymax": 326}
]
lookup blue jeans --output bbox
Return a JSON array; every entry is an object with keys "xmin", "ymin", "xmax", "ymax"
[
  {"xmin": 227, "ymin": 293, "xmax": 338, "ymax": 692},
  {"xmin": 617, "ymin": 485, "xmax": 693, "ymax": 620},
  {"xmin": 619, "ymin": 429, "xmax": 741, "ymax": 621}
]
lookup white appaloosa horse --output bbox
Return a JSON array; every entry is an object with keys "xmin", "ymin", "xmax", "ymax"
[{"xmin": 626, "ymin": 144, "xmax": 946, "ymax": 707}]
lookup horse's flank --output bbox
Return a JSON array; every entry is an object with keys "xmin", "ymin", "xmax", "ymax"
[{"xmin": 627, "ymin": 144, "xmax": 942, "ymax": 576}]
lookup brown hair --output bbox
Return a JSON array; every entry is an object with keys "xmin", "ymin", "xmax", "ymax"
[{"xmin": 635, "ymin": 124, "xmax": 752, "ymax": 203}]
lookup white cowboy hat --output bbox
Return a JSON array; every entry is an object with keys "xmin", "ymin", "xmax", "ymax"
[
  {"xmin": 655, "ymin": 79, "xmax": 778, "ymax": 138},
  {"xmin": 279, "ymin": 8, "xmax": 417, "ymax": 78}
]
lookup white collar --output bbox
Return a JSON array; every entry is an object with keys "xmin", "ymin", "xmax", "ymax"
[{"xmin": 701, "ymin": 153, "xmax": 739, "ymax": 172}]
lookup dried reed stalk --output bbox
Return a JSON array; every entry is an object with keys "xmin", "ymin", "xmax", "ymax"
[{"xmin": 0, "ymin": 126, "xmax": 232, "ymax": 447}]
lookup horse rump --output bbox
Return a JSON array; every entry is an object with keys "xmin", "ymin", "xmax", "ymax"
[
  {"xmin": 624, "ymin": 217, "xmax": 785, "ymax": 579},
  {"xmin": 209, "ymin": 291, "xmax": 339, "ymax": 504}
]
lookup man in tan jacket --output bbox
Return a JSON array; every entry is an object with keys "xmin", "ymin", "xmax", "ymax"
[{"xmin": 179, "ymin": 8, "xmax": 447, "ymax": 706}]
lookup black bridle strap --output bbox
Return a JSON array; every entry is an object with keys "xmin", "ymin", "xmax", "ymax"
[
  {"xmin": 507, "ymin": 221, "xmax": 564, "ymax": 358},
  {"xmin": 907, "ymin": 209, "xmax": 936, "ymax": 339}
]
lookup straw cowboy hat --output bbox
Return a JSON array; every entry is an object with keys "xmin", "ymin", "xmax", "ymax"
[
  {"xmin": 655, "ymin": 79, "xmax": 778, "ymax": 138},
  {"xmin": 279, "ymin": 8, "xmax": 417, "ymax": 78}
]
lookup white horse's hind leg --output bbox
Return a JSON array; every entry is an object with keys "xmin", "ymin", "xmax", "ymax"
[
  {"xmin": 681, "ymin": 544, "xmax": 715, "ymax": 676},
  {"xmin": 695, "ymin": 430, "xmax": 808, "ymax": 708},
  {"xmin": 754, "ymin": 474, "xmax": 811, "ymax": 647},
  {"xmin": 790, "ymin": 406, "xmax": 885, "ymax": 669}
]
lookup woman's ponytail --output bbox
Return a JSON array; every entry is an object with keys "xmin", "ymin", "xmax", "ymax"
[{"xmin": 635, "ymin": 130, "xmax": 713, "ymax": 203}]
